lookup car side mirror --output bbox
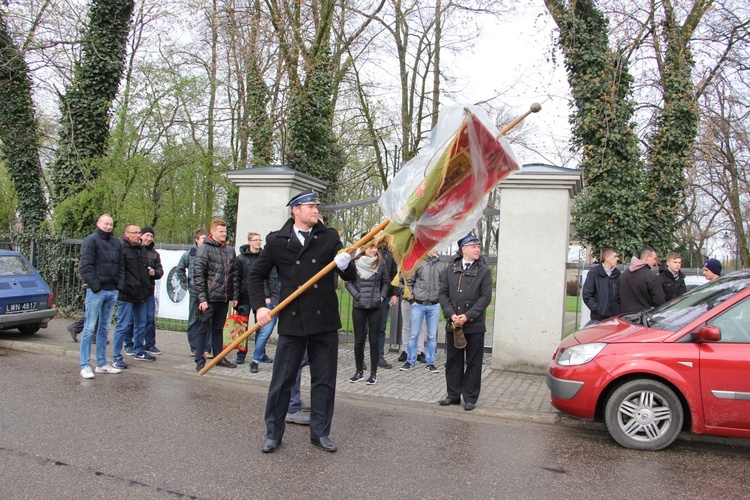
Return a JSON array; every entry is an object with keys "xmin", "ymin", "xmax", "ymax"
[{"xmin": 694, "ymin": 325, "xmax": 721, "ymax": 343}]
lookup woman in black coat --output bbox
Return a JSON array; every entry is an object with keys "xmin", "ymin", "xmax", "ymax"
[{"xmin": 345, "ymin": 243, "xmax": 389, "ymax": 385}]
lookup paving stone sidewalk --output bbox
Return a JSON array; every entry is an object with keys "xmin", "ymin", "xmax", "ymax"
[{"xmin": 0, "ymin": 318, "xmax": 558, "ymax": 424}]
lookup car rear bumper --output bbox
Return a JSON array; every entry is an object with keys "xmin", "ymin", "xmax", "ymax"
[{"xmin": 0, "ymin": 308, "xmax": 57, "ymax": 329}]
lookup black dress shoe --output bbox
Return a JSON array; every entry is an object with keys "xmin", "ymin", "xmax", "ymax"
[
  {"xmin": 262, "ymin": 438, "xmax": 281, "ymax": 453},
  {"xmin": 310, "ymin": 436, "xmax": 337, "ymax": 452},
  {"xmin": 195, "ymin": 360, "xmax": 206, "ymax": 372},
  {"xmin": 397, "ymin": 351, "xmax": 407, "ymax": 362},
  {"xmin": 438, "ymin": 397, "xmax": 460, "ymax": 406},
  {"xmin": 464, "ymin": 402, "xmax": 475, "ymax": 411},
  {"xmin": 217, "ymin": 358, "xmax": 237, "ymax": 368}
]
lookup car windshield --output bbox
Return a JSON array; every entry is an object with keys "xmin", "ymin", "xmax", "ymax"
[
  {"xmin": 625, "ymin": 272, "xmax": 750, "ymax": 332},
  {"xmin": 0, "ymin": 255, "xmax": 33, "ymax": 276}
]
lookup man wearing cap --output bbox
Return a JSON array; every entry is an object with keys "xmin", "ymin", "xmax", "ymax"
[
  {"xmin": 437, "ymin": 234, "xmax": 492, "ymax": 411},
  {"xmin": 140, "ymin": 226, "xmax": 164, "ymax": 355},
  {"xmin": 703, "ymin": 258, "xmax": 722, "ymax": 282},
  {"xmin": 249, "ymin": 188, "xmax": 356, "ymax": 454},
  {"xmin": 617, "ymin": 246, "xmax": 665, "ymax": 314}
]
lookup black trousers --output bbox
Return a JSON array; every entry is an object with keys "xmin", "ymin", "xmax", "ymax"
[
  {"xmin": 265, "ymin": 331, "xmax": 338, "ymax": 441},
  {"xmin": 352, "ymin": 307, "xmax": 381, "ymax": 376},
  {"xmin": 194, "ymin": 301, "xmax": 229, "ymax": 365},
  {"xmin": 444, "ymin": 330, "xmax": 485, "ymax": 404}
]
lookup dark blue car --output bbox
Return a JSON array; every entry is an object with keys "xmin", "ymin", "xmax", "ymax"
[{"xmin": 0, "ymin": 250, "xmax": 57, "ymax": 334}]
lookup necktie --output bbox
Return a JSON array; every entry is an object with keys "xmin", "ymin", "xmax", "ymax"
[
  {"xmin": 300, "ymin": 230, "xmax": 309, "ymax": 243},
  {"xmin": 464, "ymin": 263, "xmax": 471, "ymax": 271}
]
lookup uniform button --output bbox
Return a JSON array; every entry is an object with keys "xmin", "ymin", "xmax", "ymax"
[
  {"xmin": 311, "ymin": 259, "xmax": 316, "ymax": 263},
  {"xmin": 296, "ymin": 260, "xmax": 300, "ymax": 264},
  {"xmin": 313, "ymin": 284, "xmax": 318, "ymax": 288},
  {"xmin": 292, "ymin": 311, "xmax": 296, "ymax": 315},
  {"xmin": 316, "ymin": 310, "xmax": 321, "ymax": 314}
]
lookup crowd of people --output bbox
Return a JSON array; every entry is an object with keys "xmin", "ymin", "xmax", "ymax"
[
  {"xmin": 75, "ymin": 189, "xmax": 495, "ymax": 454},
  {"xmin": 582, "ymin": 246, "xmax": 724, "ymax": 325}
]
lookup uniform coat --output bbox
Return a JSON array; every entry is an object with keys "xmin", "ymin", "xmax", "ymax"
[
  {"xmin": 248, "ymin": 218, "xmax": 356, "ymax": 442},
  {"xmin": 438, "ymin": 255, "xmax": 493, "ymax": 405}
]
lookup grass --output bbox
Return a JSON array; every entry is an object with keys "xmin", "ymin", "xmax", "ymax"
[{"xmin": 565, "ymin": 295, "xmax": 582, "ymax": 313}]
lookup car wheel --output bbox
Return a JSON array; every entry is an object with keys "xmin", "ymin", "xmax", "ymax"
[
  {"xmin": 17, "ymin": 324, "xmax": 41, "ymax": 335},
  {"xmin": 604, "ymin": 379, "xmax": 683, "ymax": 451}
]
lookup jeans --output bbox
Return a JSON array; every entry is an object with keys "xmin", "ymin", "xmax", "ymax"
[
  {"xmin": 113, "ymin": 300, "xmax": 147, "ymax": 360},
  {"xmin": 79, "ymin": 289, "xmax": 118, "ymax": 368},
  {"xmin": 253, "ymin": 301, "xmax": 276, "ymax": 364},
  {"xmin": 407, "ymin": 303, "xmax": 439, "ymax": 365},
  {"xmin": 145, "ymin": 294, "xmax": 156, "ymax": 349},
  {"xmin": 400, "ymin": 300, "xmax": 425, "ymax": 353}
]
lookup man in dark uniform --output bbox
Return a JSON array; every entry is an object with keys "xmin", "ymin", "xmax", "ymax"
[
  {"xmin": 437, "ymin": 234, "xmax": 492, "ymax": 411},
  {"xmin": 250, "ymin": 188, "xmax": 356, "ymax": 453}
]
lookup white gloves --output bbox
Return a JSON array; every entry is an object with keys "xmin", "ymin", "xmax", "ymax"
[{"xmin": 334, "ymin": 252, "xmax": 352, "ymax": 271}]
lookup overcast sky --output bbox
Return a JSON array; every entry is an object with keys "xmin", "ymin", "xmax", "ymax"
[{"xmin": 443, "ymin": 4, "xmax": 573, "ymax": 169}]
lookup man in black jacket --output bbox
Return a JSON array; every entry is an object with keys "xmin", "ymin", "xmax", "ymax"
[
  {"xmin": 232, "ymin": 232, "xmax": 263, "ymax": 364},
  {"xmin": 140, "ymin": 227, "xmax": 164, "ymax": 355},
  {"xmin": 618, "ymin": 246, "xmax": 665, "ymax": 314},
  {"xmin": 658, "ymin": 252, "xmax": 686, "ymax": 301},
  {"xmin": 250, "ymin": 188, "xmax": 356, "ymax": 453},
  {"xmin": 79, "ymin": 214, "xmax": 122, "ymax": 379},
  {"xmin": 582, "ymin": 248, "xmax": 621, "ymax": 325},
  {"xmin": 193, "ymin": 218, "xmax": 237, "ymax": 371},
  {"xmin": 437, "ymin": 234, "xmax": 492, "ymax": 411},
  {"xmin": 113, "ymin": 225, "xmax": 156, "ymax": 364},
  {"xmin": 176, "ymin": 228, "xmax": 208, "ymax": 355}
]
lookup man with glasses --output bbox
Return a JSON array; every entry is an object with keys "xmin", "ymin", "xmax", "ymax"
[
  {"xmin": 233, "ymin": 232, "xmax": 274, "ymax": 366},
  {"xmin": 113, "ymin": 225, "xmax": 156, "ymax": 365}
]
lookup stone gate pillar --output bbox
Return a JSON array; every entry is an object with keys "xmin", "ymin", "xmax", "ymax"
[
  {"xmin": 492, "ymin": 164, "xmax": 581, "ymax": 373},
  {"xmin": 225, "ymin": 165, "xmax": 327, "ymax": 246}
]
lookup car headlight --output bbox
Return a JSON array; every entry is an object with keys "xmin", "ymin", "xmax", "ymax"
[{"xmin": 556, "ymin": 343, "xmax": 606, "ymax": 366}]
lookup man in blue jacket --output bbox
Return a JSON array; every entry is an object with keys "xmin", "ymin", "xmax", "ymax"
[
  {"xmin": 79, "ymin": 214, "xmax": 122, "ymax": 379},
  {"xmin": 582, "ymin": 248, "xmax": 621, "ymax": 325}
]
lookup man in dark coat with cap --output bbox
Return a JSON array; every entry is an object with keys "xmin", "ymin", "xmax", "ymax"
[
  {"xmin": 437, "ymin": 234, "xmax": 492, "ymax": 411},
  {"xmin": 250, "ymin": 188, "xmax": 356, "ymax": 453}
]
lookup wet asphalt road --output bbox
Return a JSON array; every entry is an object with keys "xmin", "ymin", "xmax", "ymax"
[{"xmin": 1, "ymin": 348, "xmax": 749, "ymax": 499}]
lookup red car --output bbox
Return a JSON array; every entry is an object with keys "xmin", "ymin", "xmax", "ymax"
[{"xmin": 547, "ymin": 271, "xmax": 750, "ymax": 450}]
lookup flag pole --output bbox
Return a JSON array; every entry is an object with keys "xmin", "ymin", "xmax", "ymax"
[{"xmin": 199, "ymin": 103, "xmax": 541, "ymax": 376}]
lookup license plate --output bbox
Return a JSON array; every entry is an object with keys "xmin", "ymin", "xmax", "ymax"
[{"xmin": 5, "ymin": 301, "xmax": 37, "ymax": 314}]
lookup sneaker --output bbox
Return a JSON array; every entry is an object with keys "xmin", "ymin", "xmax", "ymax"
[
  {"xmin": 378, "ymin": 359, "xmax": 393, "ymax": 369},
  {"xmin": 397, "ymin": 351, "xmax": 407, "ymax": 362},
  {"xmin": 425, "ymin": 364, "xmax": 440, "ymax": 373},
  {"xmin": 260, "ymin": 354, "xmax": 274, "ymax": 364},
  {"xmin": 80, "ymin": 365, "xmax": 95, "ymax": 379},
  {"xmin": 249, "ymin": 362, "xmax": 259, "ymax": 374},
  {"xmin": 349, "ymin": 371, "xmax": 364, "ymax": 383},
  {"xmin": 399, "ymin": 362, "xmax": 414, "ymax": 371},
  {"xmin": 124, "ymin": 346, "xmax": 134, "ymax": 356},
  {"xmin": 366, "ymin": 375, "xmax": 377, "ymax": 385},
  {"xmin": 285, "ymin": 411, "xmax": 310, "ymax": 425},
  {"xmin": 95, "ymin": 363, "xmax": 122, "ymax": 374},
  {"xmin": 112, "ymin": 359, "xmax": 128, "ymax": 369},
  {"xmin": 417, "ymin": 352, "xmax": 426, "ymax": 364},
  {"xmin": 146, "ymin": 346, "xmax": 162, "ymax": 355},
  {"xmin": 204, "ymin": 352, "xmax": 214, "ymax": 359},
  {"xmin": 134, "ymin": 352, "xmax": 156, "ymax": 361}
]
